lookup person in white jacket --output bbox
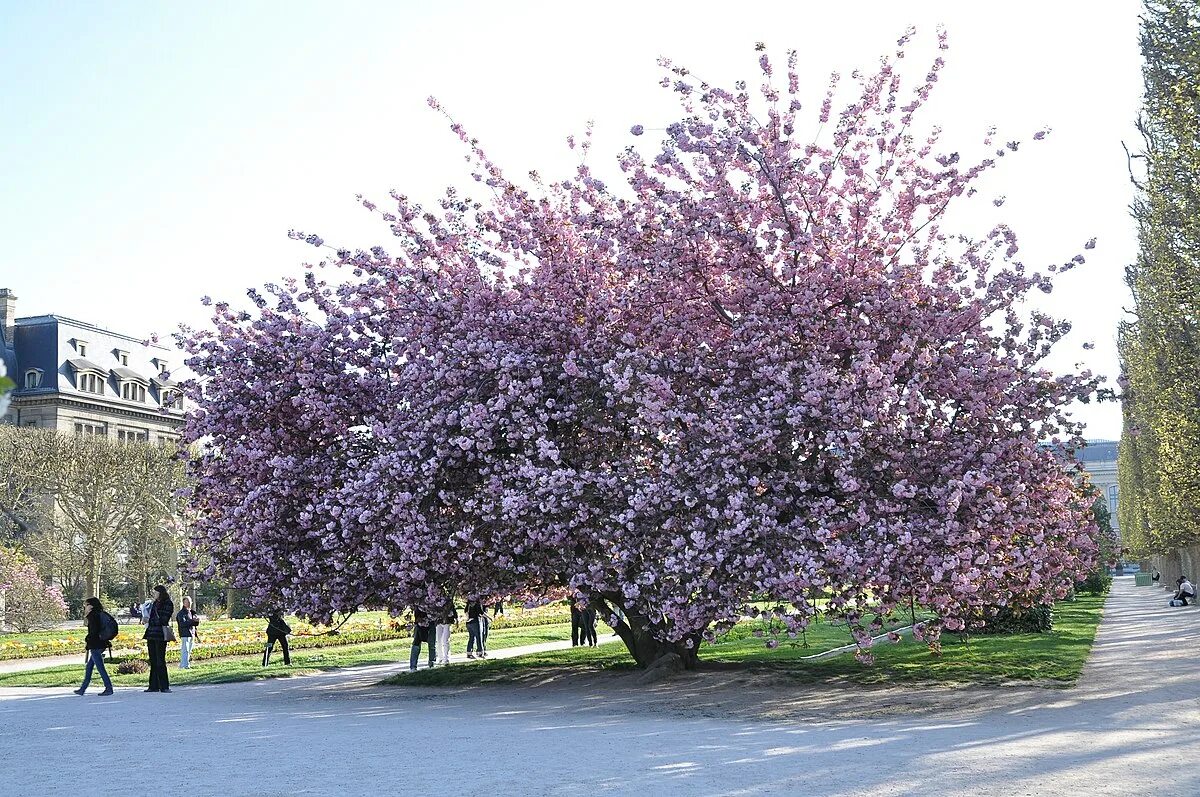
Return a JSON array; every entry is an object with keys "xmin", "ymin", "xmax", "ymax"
[
  {"xmin": 1173, "ymin": 576, "xmax": 1196, "ymax": 606},
  {"xmin": 435, "ymin": 601, "xmax": 457, "ymax": 665}
]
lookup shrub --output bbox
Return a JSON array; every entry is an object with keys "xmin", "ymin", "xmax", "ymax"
[
  {"xmin": 966, "ymin": 604, "xmax": 1053, "ymax": 634},
  {"xmin": 0, "ymin": 546, "xmax": 69, "ymax": 631},
  {"xmin": 1075, "ymin": 570, "xmax": 1112, "ymax": 595},
  {"xmin": 116, "ymin": 659, "xmax": 148, "ymax": 675}
]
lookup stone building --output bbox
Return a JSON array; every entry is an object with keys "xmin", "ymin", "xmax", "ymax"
[
  {"xmin": 0, "ymin": 288, "xmax": 185, "ymax": 442},
  {"xmin": 1078, "ymin": 440, "xmax": 1119, "ymax": 539}
]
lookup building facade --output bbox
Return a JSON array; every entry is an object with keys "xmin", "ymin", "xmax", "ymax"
[
  {"xmin": 0, "ymin": 288, "xmax": 185, "ymax": 442},
  {"xmin": 1078, "ymin": 439, "xmax": 1119, "ymax": 539}
]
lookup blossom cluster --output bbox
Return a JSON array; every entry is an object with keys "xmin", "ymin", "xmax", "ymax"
[{"xmin": 0, "ymin": 546, "xmax": 68, "ymax": 632}]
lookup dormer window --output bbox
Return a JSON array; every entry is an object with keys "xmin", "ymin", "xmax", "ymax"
[
  {"xmin": 68, "ymin": 357, "xmax": 108, "ymax": 395},
  {"xmin": 78, "ymin": 372, "xmax": 103, "ymax": 394},
  {"xmin": 115, "ymin": 350, "xmax": 129, "ymax": 366},
  {"xmin": 112, "ymin": 363, "xmax": 150, "ymax": 403},
  {"xmin": 24, "ymin": 368, "xmax": 43, "ymax": 389},
  {"xmin": 75, "ymin": 340, "xmax": 88, "ymax": 358}
]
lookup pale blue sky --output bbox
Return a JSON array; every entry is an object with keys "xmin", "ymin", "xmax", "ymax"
[{"xmin": 0, "ymin": 1, "xmax": 1143, "ymax": 437}]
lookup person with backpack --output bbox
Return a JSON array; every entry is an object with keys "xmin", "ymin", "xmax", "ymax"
[
  {"xmin": 74, "ymin": 597, "xmax": 115, "ymax": 696},
  {"xmin": 176, "ymin": 596, "xmax": 202, "ymax": 669},
  {"xmin": 262, "ymin": 610, "xmax": 292, "ymax": 666},
  {"xmin": 143, "ymin": 585, "xmax": 175, "ymax": 693}
]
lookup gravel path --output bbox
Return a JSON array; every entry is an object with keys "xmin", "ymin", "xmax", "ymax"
[
  {"xmin": 0, "ymin": 653, "xmax": 87, "ymax": 674},
  {"xmin": 2, "ymin": 576, "xmax": 1197, "ymax": 796}
]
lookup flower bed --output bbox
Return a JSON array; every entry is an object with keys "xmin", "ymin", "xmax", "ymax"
[
  {"xmin": 0, "ymin": 603, "xmax": 572, "ymax": 661},
  {"xmin": 0, "ymin": 635, "xmax": 80, "ymax": 660}
]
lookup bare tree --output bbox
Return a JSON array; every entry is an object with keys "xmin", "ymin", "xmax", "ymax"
[
  {"xmin": 0, "ymin": 426, "xmax": 55, "ymax": 542},
  {"xmin": 43, "ymin": 433, "xmax": 187, "ymax": 599}
]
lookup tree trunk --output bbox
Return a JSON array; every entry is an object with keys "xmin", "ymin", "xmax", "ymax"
[
  {"xmin": 86, "ymin": 546, "xmax": 102, "ymax": 601},
  {"xmin": 592, "ymin": 594, "xmax": 701, "ymax": 670}
]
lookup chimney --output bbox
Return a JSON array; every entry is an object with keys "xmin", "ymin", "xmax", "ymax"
[{"xmin": 0, "ymin": 289, "xmax": 15, "ymax": 350}]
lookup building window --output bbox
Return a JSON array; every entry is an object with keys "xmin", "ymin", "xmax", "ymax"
[
  {"xmin": 23, "ymin": 419, "xmax": 38, "ymax": 427},
  {"xmin": 1108, "ymin": 484, "xmax": 1119, "ymax": 515},
  {"xmin": 120, "ymin": 382, "xmax": 146, "ymax": 402},
  {"xmin": 116, "ymin": 350, "xmax": 129, "ymax": 366},
  {"xmin": 117, "ymin": 429, "xmax": 148, "ymax": 443},
  {"xmin": 75, "ymin": 422, "xmax": 106, "ymax": 436},
  {"xmin": 24, "ymin": 369, "xmax": 43, "ymax": 389},
  {"xmin": 76, "ymin": 340, "xmax": 88, "ymax": 358},
  {"xmin": 162, "ymin": 389, "xmax": 180, "ymax": 409},
  {"xmin": 78, "ymin": 372, "xmax": 103, "ymax": 394}
]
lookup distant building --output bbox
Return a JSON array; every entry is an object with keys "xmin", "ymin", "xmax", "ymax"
[
  {"xmin": 1078, "ymin": 439, "xmax": 1119, "ymax": 537},
  {"xmin": 0, "ymin": 288, "xmax": 184, "ymax": 443}
]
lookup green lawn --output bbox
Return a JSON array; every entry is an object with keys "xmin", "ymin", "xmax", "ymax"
[
  {"xmin": 801, "ymin": 594, "xmax": 1106, "ymax": 686},
  {"xmin": 393, "ymin": 595, "xmax": 1105, "ymax": 688},
  {"xmin": 0, "ymin": 621, "xmax": 579, "ymax": 688}
]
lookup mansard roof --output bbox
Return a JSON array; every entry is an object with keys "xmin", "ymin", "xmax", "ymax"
[
  {"xmin": 66, "ymin": 357, "xmax": 109, "ymax": 374},
  {"xmin": 112, "ymin": 366, "xmax": 150, "ymax": 383}
]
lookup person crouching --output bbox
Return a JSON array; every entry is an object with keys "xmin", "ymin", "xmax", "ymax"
[{"xmin": 263, "ymin": 610, "xmax": 292, "ymax": 666}]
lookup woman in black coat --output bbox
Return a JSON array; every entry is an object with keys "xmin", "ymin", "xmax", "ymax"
[{"xmin": 143, "ymin": 585, "xmax": 175, "ymax": 693}]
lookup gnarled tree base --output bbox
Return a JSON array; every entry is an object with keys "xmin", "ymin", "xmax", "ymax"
[{"xmin": 592, "ymin": 594, "xmax": 701, "ymax": 670}]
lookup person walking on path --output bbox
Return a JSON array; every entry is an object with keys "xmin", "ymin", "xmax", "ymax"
[
  {"xmin": 435, "ymin": 600, "xmax": 457, "ymax": 666},
  {"xmin": 143, "ymin": 585, "xmax": 174, "ymax": 693},
  {"xmin": 262, "ymin": 611, "xmax": 292, "ymax": 666},
  {"xmin": 409, "ymin": 608, "xmax": 435, "ymax": 671},
  {"xmin": 176, "ymin": 596, "xmax": 201, "ymax": 669},
  {"xmin": 74, "ymin": 597, "xmax": 115, "ymax": 696},
  {"xmin": 466, "ymin": 600, "xmax": 488, "ymax": 659}
]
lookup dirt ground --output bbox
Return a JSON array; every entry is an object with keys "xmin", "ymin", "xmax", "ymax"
[{"xmin": 402, "ymin": 664, "xmax": 1058, "ymax": 723}]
